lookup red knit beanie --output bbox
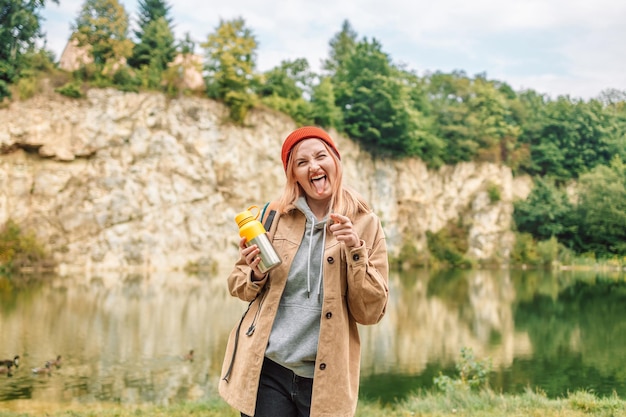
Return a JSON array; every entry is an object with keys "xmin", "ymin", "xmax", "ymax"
[{"xmin": 281, "ymin": 126, "xmax": 341, "ymax": 171}]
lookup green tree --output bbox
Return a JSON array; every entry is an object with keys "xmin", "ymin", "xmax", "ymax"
[
  {"xmin": 468, "ymin": 76, "xmax": 522, "ymax": 163},
  {"xmin": 334, "ymin": 37, "xmax": 441, "ymax": 160},
  {"xmin": 0, "ymin": 0, "xmax": 58, "ymax": 99},
  {"xmin": 257, "ymin": 58, "xmax": 317, "ymax": 125},
  {"xmin": 323, "ymin": 19, "xmax": 358, "ymax": 74},
  {"xmin": 71, "ymin": 0, "xmax": 133, "ymax": 73},
  {"xmin": 426, "ymin": 71, "xmax": 521, "ymax": 165},
  {"xmin": 323, "ymin": 19, "xmax": 359, "ymax": 131},
  {"xmin": 129, "ymin": 17, "xmax": 175, "ymax": 88},
  {"xmin": 178, "ymin": 32, "xmax": 195, "ymax": 55},
  {"xmin": 396, "ymin": 67, "xmax": 445, "ymax": 166},
  {"xmin": 513, "ymin": 177, "xmax": 575, "ymax": 241},
  {"xmin": 202, "ymin": 17, "xmax": 258, "ymax": 123},
  {"xmin": 573, "ymin": 156, "xmax": 626, "ymax": 256},
  {"xmin": 310, "ymin": 76, "xmax": 342, "ymax": 129},
  {"xmin": 426, "ymin": 71, "xmax": 479, "ymax": 163},
  {"xmin": 520, "ymin": 97, "xmax": 623, "ymax": 180},
  {"xmin": 258, "ymin": 58, "xmax": 312, "ymax": 100},
  {"xmin": 128, "ymin": 0, "xmax": 175, "ymax": 72},
  {"xmin": 510, "ymin": 90, "xmax": 548, "ymax": 172},
  {"xmin": 133, "ymin": 0, "xmax": 172, "ymax": 38}
]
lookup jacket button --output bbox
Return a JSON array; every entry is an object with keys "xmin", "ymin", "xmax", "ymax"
[
  {"xmin": 326, "ymin": 312, "xmax": 332, "ymax": 319},
  {"xmin": 327, "ymin": 257, "xmax": 334, "ymax": 264},
  {"xmin": 319, "ymin": 363, "xmax": 326, "ymax": 370},
  {"xmin": 352, "ymin": 254, "xmax": 360, "ymax": 261}
]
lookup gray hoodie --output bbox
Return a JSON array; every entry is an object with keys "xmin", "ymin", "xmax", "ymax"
[{"xmin": 264, "ymin": 197, "xmax": 328, "ymax": 378}]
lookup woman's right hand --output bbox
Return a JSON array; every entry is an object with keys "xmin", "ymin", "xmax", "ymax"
[{"xmin": 239, "ymin": 237, "xmax": 266, "ymax": 281}]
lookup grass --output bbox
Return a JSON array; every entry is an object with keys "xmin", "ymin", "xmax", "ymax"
[{"xmin": 1, "ymin": 390, "xmax": 625, "ymax": 417}]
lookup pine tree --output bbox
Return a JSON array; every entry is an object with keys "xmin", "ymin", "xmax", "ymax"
[
  {"xmin": 128, "ymin": 0, "xmax": 175, "ymax": 70},
  {"xmin": 134, "ymin": 0, "xmax": 173, "ymax": 40},
  {"xmin": 128, "ymin": 17, "xmax": 175, "ymax": 74},
  {"xmin": 323, "ymin": 19, "xmax": 358, "ymax": 74}
]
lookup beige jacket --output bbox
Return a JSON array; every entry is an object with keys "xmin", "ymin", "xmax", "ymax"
[{"xmin": 218, "ymin": 206, "xmax": 389, "ymax": 417}]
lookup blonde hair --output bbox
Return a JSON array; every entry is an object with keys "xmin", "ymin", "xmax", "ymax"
[{"xmin": 277, "ymin": 139, "xmax": 370, "ymax": 218}]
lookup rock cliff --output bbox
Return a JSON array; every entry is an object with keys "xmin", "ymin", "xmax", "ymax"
[{"xmin": 0, "ymin": 89, "xmax": 532, "ymax": 274}]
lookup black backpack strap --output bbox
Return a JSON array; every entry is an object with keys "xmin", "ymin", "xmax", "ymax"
[
  {"xmin": 263, "ymin": 209, "xmax": 277, "ymax": 231},
  {"xmin": 260, "ymin": 201, "xmax": 279, "ymax": 234}
]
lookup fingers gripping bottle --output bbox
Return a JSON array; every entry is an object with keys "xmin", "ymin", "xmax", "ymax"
[{"xmin": 235, "ymin": 205, "xmax": 282, "ymax": 273}]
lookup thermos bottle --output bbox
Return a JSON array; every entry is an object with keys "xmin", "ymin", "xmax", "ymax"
[{"xmin": 235, "ymin": 205, "xmax": 282, "ymax": 273}]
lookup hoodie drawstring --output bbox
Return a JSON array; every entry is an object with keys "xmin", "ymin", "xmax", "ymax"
[
  {"xmin": 305, "ymin": 216, "xmax": 327, "ymax": 302},
  {"xmin": 306, "ymin": 219, "xmax": 315, "ymax": 298},
  {"xmin": 317, "ymin": 225, "xmax": 326, "ymax": 302}
]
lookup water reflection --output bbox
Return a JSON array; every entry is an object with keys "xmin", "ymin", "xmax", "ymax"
[
  {"xmin": 360, "ymin": 268, "xmax": 626, "ymax": 403},
  {"xmin": 360, "ymin": 269, "xmax": 525, "ymax": 376},
  {"xmin": 1, "ymin": 268, "xmax": 625, "ymax": 408},
  {"xmin": 0, "ymin": 272, "xmax": 236, "ymax": 407}
]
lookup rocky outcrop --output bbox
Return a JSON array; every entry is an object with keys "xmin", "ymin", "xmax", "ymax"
[
  {"xmin": 0, "ymin": 89, "xmax": 532, "ymax": 274},
  {"xmin": 59, "ymin": 38, "xmax": 94, "ymax": 72},
  {"xmin": 59, "ymin": 38, "xmax": 204, "ymax": 91}
]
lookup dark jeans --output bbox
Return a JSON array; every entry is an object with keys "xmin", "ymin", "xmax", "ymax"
[{"xmin": 242, "ymin": 357, "xmax": 313, "ymax": 417}]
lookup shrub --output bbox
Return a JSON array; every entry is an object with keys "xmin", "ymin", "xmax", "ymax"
[
  {"xmin": 511, "ymin": 232, "xmax": 539, "ymax": 265},
  {"xmin": 17, "ymin": 76, "xmax": 40, "ymax": 100},
  {"xmin": 434, "ymin": 347, "xmax": 492, "ymax": 393},
  {"xmin": 393, "ymin": 240, "xmax": 428, "ymax": 270},
  {"xmin": 56, "ymin": 82, "xmax": 84, "ymax": 98},
  {"xmin": 112, "ymin": 67, "xmax": 141, "ymax": 92},
  {"xmin": 486, "ymin": 182, "xmax": 501, "ymax": 203},
  {"xmin": 0, "ymin": 219, "xmax": 55, "ymax": 274},
  {"xmin": 224, "ymin": 90, "xmax": 256, "ymax": 124},
  {"xmin": 536, "ymin": 236, "xmax": 559, "ymax": 266},
  {"xmin": 260, "ymin": 94, "xmax": 314, "ymax": 126},
  {"xmin": 427, "ymin": 221, "xmax": 472, "ymax": 268}
]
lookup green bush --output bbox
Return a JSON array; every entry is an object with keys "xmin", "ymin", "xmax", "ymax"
[
  {"xmin": 536, "ymin": 236, "xmax": 559, "ymax": 266},
  {"xmin": 427, "ymin": 221, "xmax": 472, "ymax": 268},
  {"xmin": 434, "ymin": 347, "xmax": 492, "ymax": 393},
  {"xmin": 112, "ymin": 67, "xmax": 141, "ymax": 92},
  {"xmin": 224, "ymin": 90, "xmax": 257, "ymax": 124},
  {"xmin": 0, "ymin": 219, "xmax": 55, "ymax": 274},
  {"xmin": 56, "ymin": 82, "xmax": 84, "ymax": 98},
  {"xmin": 73, "ymin": 64, "xmax": 99, "ymax": 82},
  {"xmin": 261, "ymin": 94, "xmax": 314, "ymax": 126},
  {"xmin": 511, "ymin": 232, "xmax": 539, "ymax": 265},
  {"xmin": 16, "ymin": 76, "xmax": 39, "ymax": 100},
  {"xmin": 393, "ymin": 240, "xmax": 428, "ymax": 270},
  {"xmin": 0, "ymin": 79, "xmax": 11, "ymax": 101},
  {"xmin": 486, "ymin": 182, "xmax": 501, "ymax": 203}
]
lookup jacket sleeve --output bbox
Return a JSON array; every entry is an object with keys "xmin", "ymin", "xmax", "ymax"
[
  {"xmin": 226, "ymin": 255, "xmax": 268, "ymax": 302},
  {"xmin": 226, "ymin": 205, "xmax": 280, "ymax": 302},
  {"xmin": 345, "ymin": 212, "xmax": 389, "ymax": 325}
]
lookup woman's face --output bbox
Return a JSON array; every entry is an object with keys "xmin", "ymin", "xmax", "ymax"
[{"xmin": 292, "ymin": 138, "xmax": 337, "ymax": 206}]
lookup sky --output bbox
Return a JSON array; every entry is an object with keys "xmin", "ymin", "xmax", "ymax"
[{"xmin": 40, "ymin": 0, "xmax": 626, "ymax": 101}]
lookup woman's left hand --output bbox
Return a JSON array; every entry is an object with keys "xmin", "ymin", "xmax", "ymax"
[{"xmin": 329, "ymin": 213, "xmax": 360, "ymax": 248}]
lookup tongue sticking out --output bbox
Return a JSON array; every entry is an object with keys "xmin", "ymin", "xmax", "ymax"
[{"xmin": 312, "ymin": 176, "xmax": 327, "ymax": 195}]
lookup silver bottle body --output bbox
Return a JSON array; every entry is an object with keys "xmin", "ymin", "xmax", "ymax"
[{"xmin": 249, "ymin": 233, "xmax": 282, "ymax": 273}]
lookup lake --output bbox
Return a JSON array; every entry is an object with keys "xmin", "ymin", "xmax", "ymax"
[{"xmin": 1, "ymin": 268, "xmax": 625, "ymax": 411}]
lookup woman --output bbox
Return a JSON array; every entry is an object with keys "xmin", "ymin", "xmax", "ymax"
[{"xmin": 219, "ymin": 126, "xmax": 389, "ymax": 417}]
